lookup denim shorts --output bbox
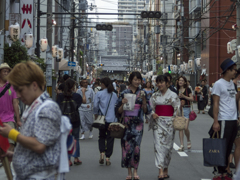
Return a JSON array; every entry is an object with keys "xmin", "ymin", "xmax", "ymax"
[{"xmin": 183, "ymin": 107, "xmax": 191, "ymax": 119}]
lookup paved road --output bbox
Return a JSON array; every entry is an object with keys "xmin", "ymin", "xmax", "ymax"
[
  {"xmin": 0, "ymin": 104, "xmax": 233, "ymax": 180},
  {"xmin": 66, "ymin": 104, "xmax": 215, "ymax": 180}
]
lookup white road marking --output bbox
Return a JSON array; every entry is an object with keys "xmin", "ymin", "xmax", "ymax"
[
  {"xmin": 201, "ymin": 179, "xmax": 211, "ymax": 180},
  {"xmin": 173, "ymin": 143, "xmax": 188, "ymax": 157}
]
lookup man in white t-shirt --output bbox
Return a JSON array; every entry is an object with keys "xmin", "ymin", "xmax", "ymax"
[{"xmin": 212, "ymin": 58, "xmax": 240, "ymax": 180}]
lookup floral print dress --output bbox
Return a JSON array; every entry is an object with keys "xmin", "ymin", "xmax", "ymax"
[
  {"xmin": 116, "ymin": 87, "xmax": 152, "ymax": 169},
  {"xmin": 149, "ymin": 89, "xmax": 180, "ymax": 169}
]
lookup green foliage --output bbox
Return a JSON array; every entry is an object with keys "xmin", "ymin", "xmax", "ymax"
[
  {"xmin": 4, "ymin": 40, "xmax": 29, "ymax": 68},
  {"xmin": 157, "ymin": 66, "xmax": 163, "ymax": 75},
  {"xmin": 30, "ymin": 56, "xmax": 46, "ymax": 72}
]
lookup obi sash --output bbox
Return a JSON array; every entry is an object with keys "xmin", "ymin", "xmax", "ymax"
[
  {"xmin": 155, "ymin": 105, "xmax": 174, "ymax": 117},
  {"xmin": 124, "ymin": 104, "xmax": 141, "ymax": 116}
]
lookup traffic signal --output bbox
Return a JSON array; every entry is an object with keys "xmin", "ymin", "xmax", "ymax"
[
  {"xmin": 96, "ymin": 24, "xmax": 113, "ymax": 31},
  {"xmin": 141, "ymin": 11, "xmax": 162, "ymax": 18},
  {"xmin": 168, "ymin": 65, "xmax": 171, "ymax": 74},
  {"xmin": 99, "ymin": 64, "xmax": 104, "ymax": 66}
]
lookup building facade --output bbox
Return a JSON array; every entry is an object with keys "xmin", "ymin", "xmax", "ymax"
[{"xmin": 201, "ymin": 0, "xmax": 236, "ymax": 84}]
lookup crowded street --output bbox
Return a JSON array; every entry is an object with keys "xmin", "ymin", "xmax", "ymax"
[{"xmin": 1, "ymin": 105, "xmax": 214, "ymax": 180}]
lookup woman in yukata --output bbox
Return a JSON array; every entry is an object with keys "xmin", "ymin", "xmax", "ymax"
[
  {"xmin": 116, "ymin": 71, "xmax": 152, "ymax": 180},
  {"xmin": 149, "ymin": 75, "xmax": 180, "ymax": 180}
]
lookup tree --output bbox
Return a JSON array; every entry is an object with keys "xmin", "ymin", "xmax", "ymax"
[
  {"xmin": 157, "ymin": 66, "xmax": 163, "ymax": 75},
  {"xmin": 4, "ymin": 40, "xmax": 29, "ymax": 68}
]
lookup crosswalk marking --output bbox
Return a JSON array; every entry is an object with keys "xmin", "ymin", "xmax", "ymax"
[{"xmin": 173, "ymin": 143, "xmax": 188, "ymax": 157}]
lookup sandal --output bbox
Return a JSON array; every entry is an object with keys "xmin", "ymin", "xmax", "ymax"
[
  {"xmin": 164, "ymin": 174, "xmax": 170, "ymax": 179},
  {"xmin": 202, "ymin": 111, "xmax": 205, "ymax": 114},
  {"xmin": 133, "ymin": 175, "xmax": 140, "ymax": 180},
  {"xmin": 158, "ymin": 175, "xmax": 164, "ymax": 180},
  {"xmin": 178, "ymin": 145, "xmax": 184, "ymax": 151},
  {"xmin": 106, "ymin": 158, "xmax": 111, "ymax": 166},
  {"xmin": 187, "ymin": 141, "xmax": 191, "ymax": 149},
  {"xmin": 99, "ymin": 153, "xmax": 104, "ymax": 164},
  {"xmin": 126, "ymin": 176, "xmax": 132, "ymax": 180},
  {"xmin": 74, "ymin": 159, "xmax": 82, "ymax": 165},
  {"xmin": 69, "ymin": 160, "xmax": 72, "ymax": 166}
]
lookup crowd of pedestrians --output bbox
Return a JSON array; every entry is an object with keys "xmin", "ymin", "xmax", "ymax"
[{"xmin": 0, "ymin": 58, "xmax": 240, "ymax": 180}]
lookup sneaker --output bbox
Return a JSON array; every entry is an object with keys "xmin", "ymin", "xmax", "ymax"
[
  {"xmin": 79, "ymin": 134, "xmax": 85, "ymax": 140},
  {"xmin": 89, "ymin": 132, "xmax": 93, "ymax": 139}
]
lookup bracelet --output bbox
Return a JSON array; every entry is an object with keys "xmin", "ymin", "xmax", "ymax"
[{"xmin": 8, "ymin": 129, "xmax": 20, "ymax": 142}]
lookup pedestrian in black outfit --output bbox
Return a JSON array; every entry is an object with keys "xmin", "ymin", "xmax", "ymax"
[
  {"xmin": 201, "ymin": 80, "xmax": 208, "ymax": 112},
  {"xmin": 93, "ymin": 77, "xmax": 118, "ymax": 166},
  {"xmin": 57, "ymin": 78, "xmax": 86, "ymax": 166},
  {"xmin": 211, "ymin": 58, "xmax": 240, "ymax": 180}
]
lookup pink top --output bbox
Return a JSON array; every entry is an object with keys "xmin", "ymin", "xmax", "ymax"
[{"xmin": 0, "ymin": 82, "xmax": 17, "ymax": 122}]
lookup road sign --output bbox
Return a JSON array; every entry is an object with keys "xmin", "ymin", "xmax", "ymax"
[{"xmin": 68, "ymin": 61, "xmax": 76, "ymax": 67}]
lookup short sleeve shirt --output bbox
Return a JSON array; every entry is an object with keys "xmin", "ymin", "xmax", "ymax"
[
  {"xmin": 212, "ymin": 78, "xmax": 237, "ymax": 121},
  {"xmin": 0, "ymin": 82, "xmax": 17, "ymax": 122}
]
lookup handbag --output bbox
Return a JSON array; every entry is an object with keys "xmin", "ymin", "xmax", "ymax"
[
  {"xmin": 92, "ymin": 93, "xmax": 113, "ymax": 130},
  {"xmin": 173, "ymin": 108, "xmax": 187, "ymax": 131},
  {"xmin": 189, "ymin": 103, "xmax": 197, "ymax": 121},
  {"xmin": 108, "ymin": 122, "xmax": 125, "ymax": 139},
  {"xmin": 203, "ymin": 132, "xmax": 227, "ymax": 167},
  {"xmin": 186, "ymin": 89, "xmax": 197, "ymax": 121}
]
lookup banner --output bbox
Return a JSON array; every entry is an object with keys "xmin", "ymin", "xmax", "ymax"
[{"xmin": 20, "ymin": 0, "xmax": 33, "ymax": 44}]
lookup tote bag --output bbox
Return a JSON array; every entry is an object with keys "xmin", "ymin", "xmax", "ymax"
[{"xmin": 203, "ymin": 132, "xmax": 226, "ymax": 167}]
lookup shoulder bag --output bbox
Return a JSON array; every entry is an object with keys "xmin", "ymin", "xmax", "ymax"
[
  {"xmin": 92, "ymin": 93, "xmax": 113, "ymax": 130},
  {"xmin": 0, "ymin": 83, "xmax": 11, "ymax": 99},
  {"xmin": 173, "ymin": 108, "xmax": 187, "ymax": 131}
]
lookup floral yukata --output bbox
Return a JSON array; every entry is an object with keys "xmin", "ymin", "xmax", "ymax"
[
  {"xmin": 149, "ymin": 89, "xmax": 180, "ymax": 170},
  {"xmin": 116, "ymin": 87, "xmax": 151, "ymax": 169}
]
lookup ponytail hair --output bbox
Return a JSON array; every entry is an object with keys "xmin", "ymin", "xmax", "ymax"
[
  {"xmin": 101, "ymin": 77, "xmax": 114, "ymax": 93},
  {"xmin": 64, "ymin": 78, "xmax": 76, "ymax": 97}
]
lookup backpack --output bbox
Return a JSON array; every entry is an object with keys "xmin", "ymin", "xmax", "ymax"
[{"xmin": 59, "ymin": 96, "xmax": 80, "ymax": 124}]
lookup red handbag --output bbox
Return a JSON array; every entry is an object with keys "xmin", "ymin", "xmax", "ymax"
[
  {"xmin": 189, "ymin": 103, "xmax": 197, "ymax": 121},
  {"xmin": 186, "ymin": 88, "xmax": 197, "ymax": 121}
]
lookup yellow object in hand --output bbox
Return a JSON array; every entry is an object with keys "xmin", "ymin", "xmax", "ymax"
[{"xmin": 8, "ymin": 129, "xmax": 20, "ymax": 142}]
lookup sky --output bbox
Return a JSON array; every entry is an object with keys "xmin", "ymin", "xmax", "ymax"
[{"xmin": 88, "ymin": 0, "xmax": 118, "ymax": 22}]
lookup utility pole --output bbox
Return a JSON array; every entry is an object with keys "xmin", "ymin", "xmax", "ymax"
[
  {"xmin": 236, "ymin": 2, "xmax": 240, "ymax": 68},
  {"xmin": 76, "ymin": 0, "xmax": 82, "ymax": 83},
  {"xmin": 36, "ymin": 0, "xmax": 41, "ymax": 57},
  {"xmin": 70, "ymin": 1, "xmax": 75, "ymax": 78},
  {"xmin": 180, "ymin": 0, "xmax": 184, "ymax": 64},
  {"xmin": 162, "ymin": 0, "xmax": 167, "ymax": 68},
  {"xmin": 46, "ymin": 0, "xmax": 53, "ymax": 96}
]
